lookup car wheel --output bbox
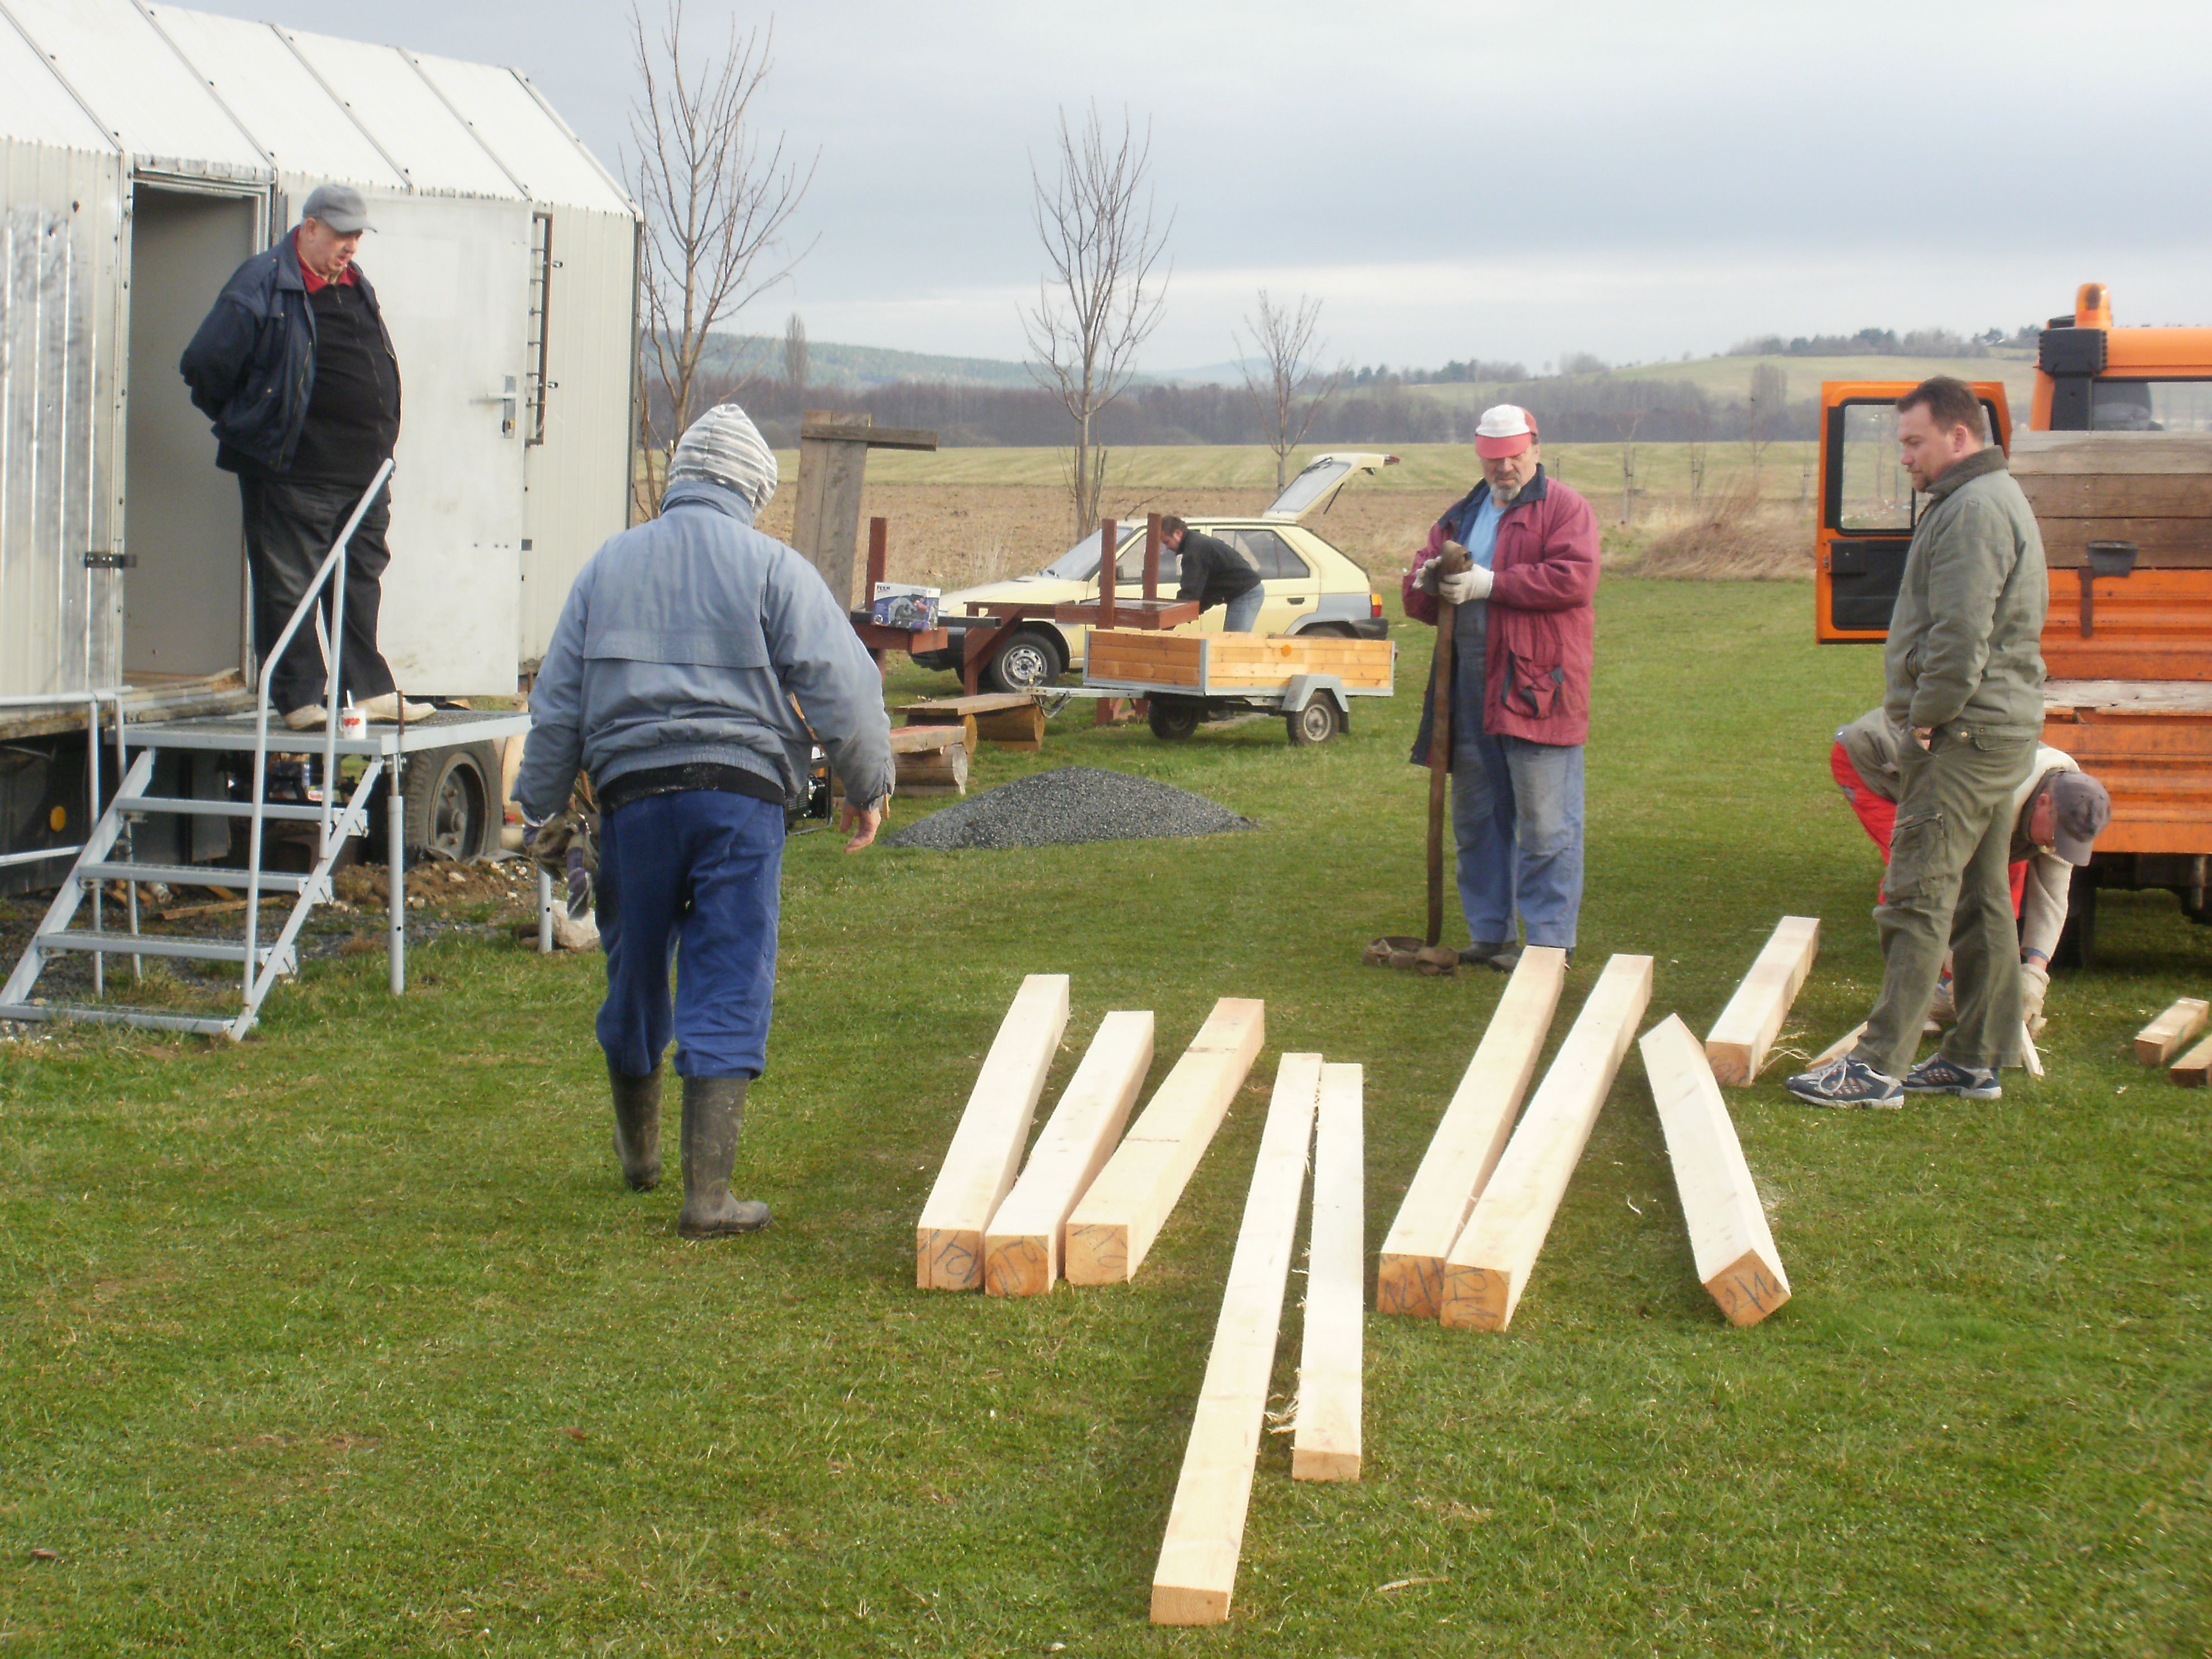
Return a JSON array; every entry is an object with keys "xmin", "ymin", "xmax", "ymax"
[
  {"xmin": 401, "ymin": 743, "xmax": 497, "ymax": 861},
  {"xmin": 983, "ymin": 628, "xmax": 1064, "ymax": 695},
  {"xmin": 1148, "ymin": 700, "xmax": 1200, "ymax": 741},
  {"xmin": 1285, "ymin": 700, "xmax": 1342, "ymax": 747}
]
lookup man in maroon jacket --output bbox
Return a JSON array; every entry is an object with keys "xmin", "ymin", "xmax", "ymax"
[{"xmin": 1402, "ymin": 406, "xmax": 1600, "ymax": 968}]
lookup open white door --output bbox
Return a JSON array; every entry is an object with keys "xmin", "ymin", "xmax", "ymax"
[{"xmin": 361, "ymin": 193, "xmax": 530, "ymax": 694}]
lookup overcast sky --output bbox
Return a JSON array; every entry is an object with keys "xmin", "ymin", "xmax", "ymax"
[{"xmin": 193, "ymin": 0, "xmax": 2212, "ymax": 374}]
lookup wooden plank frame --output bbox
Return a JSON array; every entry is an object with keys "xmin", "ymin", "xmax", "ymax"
[
  {"xmin": 1376, "ymin": 947, "xmax": 1568, "ymax": 1317},
  {"xmin": 1705, "ymin": 916, "xmax": 1820, "ymax": 1086},
  {"xmin": 1149, "ymin": 1053, "xmax": 1321, "ymax": 1628},
  {"xmin": 1439, "ymin": 955, "xmax": 1655, "ymax": 1332},
  {"xmin": 982, "ymin": 1011, "xmax": 1156, "ymax": 1297},
  {"xmin": 1292, "ymin": 1061, "xmax": 1364, "ymax": 1481},
  {"xmin": 915, "ymin": 975, "xmax": 1071, "ymax": 1289},
  {"xmin": 1641, "ymin": 1014, "xmax": 1792, "ymax": 1327},
  {"xmin": 1065, "ymin": 999, "xmax": 1266, "ymax": 1284}
]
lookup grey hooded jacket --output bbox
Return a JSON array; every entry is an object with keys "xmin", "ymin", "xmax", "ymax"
[
  {"xmin": 516, "ymin": 479, "xmax": 893, "ymax": 817},
  {"xmin": 1882, "ymin": 447, "xmax": 2048, "ymax": 740}
]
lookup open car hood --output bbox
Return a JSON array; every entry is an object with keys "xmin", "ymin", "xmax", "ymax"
[{"xmin": 1262, "ymin": 451, "xmax": 1399, "ymax": 522}]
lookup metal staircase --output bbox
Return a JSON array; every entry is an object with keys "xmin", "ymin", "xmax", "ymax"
[{"xmin": 0, "ymin": 464, "xmax": 396, "ymax": 1041}]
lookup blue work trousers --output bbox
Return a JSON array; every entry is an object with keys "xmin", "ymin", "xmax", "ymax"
[
  {"xmin": 596, "ymin": 789, "xmax": 784, "ymax": 1079},
  {"xmin": 1220, "ymin": 587, "xmax": 1264, "ymax": 632},
  {"xmin": 1451, "ymin": 729, "xmax": 1585, "ymax": 950}
]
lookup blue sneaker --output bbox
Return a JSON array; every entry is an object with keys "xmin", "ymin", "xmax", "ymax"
[
  {"xmin": 1784, "ymin": 1055, "xmax": 1904, "ymax": 1109},
  {"xmin": 1902, "ymin": 1054, "xmax": 2001, "ymax": 1101}
]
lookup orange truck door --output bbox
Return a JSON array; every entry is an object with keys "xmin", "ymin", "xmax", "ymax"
[{"xmin": 1814, "ymin": 381, "xmax": 2012, "ymax": 642}]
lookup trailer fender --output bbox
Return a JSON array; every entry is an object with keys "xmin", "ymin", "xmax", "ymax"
[{"xmin": 1280, "ymin": 674, "xmax": 1351, "ymax": 718}]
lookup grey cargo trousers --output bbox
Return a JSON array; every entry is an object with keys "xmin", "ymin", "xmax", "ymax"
[{"xmin": 1852, "ymin": 725, "xmax": 2036, "ymax": 1078}]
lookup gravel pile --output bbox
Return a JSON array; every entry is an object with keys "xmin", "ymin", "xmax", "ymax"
[{"xmin": 888, "ymin": 766, "xmax": 1254, "ymax": 852}]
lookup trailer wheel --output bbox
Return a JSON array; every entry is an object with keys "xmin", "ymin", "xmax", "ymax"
[
  {"xmin": 1286, "ymin": 700, "xmax": 1342, "ymax": 746},
  {"xmin": 1148, "ymin": 700, "xmax": 1200, "ymax": 741},
  {"xmin": 983, "ymin": 628, "xmax": 1064, "ymax": 695},
  {"xmin": 401, "ymin": 742, "xmax": 499, "ymax": 861}
]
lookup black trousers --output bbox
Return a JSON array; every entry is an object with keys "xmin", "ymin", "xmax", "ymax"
[{"xmin": 239, "ymin": 475, "xmax": 399, "ymax": 712}]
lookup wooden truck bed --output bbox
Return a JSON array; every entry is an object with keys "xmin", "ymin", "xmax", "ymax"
[
  {"xmin": 2044, "ymin": 680, "xmax": 2212, "ymax": 856},
  {"xmin": 1085, "ymin": 630, "xmax": 1395, "ymax": 696}
]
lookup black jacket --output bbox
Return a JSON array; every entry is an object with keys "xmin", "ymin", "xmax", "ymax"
[
  {"xmin": 179, "ymin": 236, "xmax": 400, "ymax": 476},
  {"xmin": 1173, "ymin": 528, "xmax": 1262, "ymax": 609}
]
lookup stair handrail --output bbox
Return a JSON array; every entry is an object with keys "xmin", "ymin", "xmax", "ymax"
[{"xmin": 244, "ymin": 462, "xmax": 394, "ymax": 1003}]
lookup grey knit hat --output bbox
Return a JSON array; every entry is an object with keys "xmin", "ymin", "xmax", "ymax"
[{"xmin": 667, "ymin": 403, "xmax": 779, "ymax": 511}]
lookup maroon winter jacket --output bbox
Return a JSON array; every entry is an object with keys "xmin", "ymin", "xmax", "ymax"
[{"xmin": 1401, "ymin": 467, "xmax": 1600, "ymax": 747}]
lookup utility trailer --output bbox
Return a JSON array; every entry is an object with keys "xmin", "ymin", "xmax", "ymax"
[
  {"xmin": 1813, "ymin": 283, "xmax": 2212, "ymax": 959},
  {"xmin": 0, "ymin": 2, "xmax": 641, "ymax": 1032},
  {"xmin": 1083, "ymin": 629, "xmax": 1396, "ymax": 746}
]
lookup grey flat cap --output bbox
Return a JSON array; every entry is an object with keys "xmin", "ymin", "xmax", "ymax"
[{"xmin": 300, "ymin": 183, "xmax": 373, "ymax": 234}]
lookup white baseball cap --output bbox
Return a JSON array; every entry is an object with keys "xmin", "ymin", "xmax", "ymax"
[{"xmin": 1474, "ymin": 404, "xmax": 1539, "ymax": 459}]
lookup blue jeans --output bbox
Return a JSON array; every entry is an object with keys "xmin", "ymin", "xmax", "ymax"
[
  {"xmin": 1451, "ymin": 730, "xmax": 1585, "ymax": 949},
  {"xmin": 1221, "ymin": 587, "xmax": 1264, "ymax": 632},
  {"xmin": 596, "ymin": 789, "xmax": 784, "ymax": 1079}
]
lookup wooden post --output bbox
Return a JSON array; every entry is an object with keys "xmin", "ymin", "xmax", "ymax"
[
  {"xmin": 1292, "ymin": 1061, "xmax": 1364, "ymax": 1481},
  {"xmin": 982, "ymin": 1011, "xmax": 1154, "ymax": 1297},
  {"xmin": 1065, "ymin": 999, "xmax": 1265, "ymax": 1284},
  {"xmin": 1376, "ymin": 947, "xmax": 1568, "ymax": 1318},
  {"xmin": 792, "ymin": 411, "xmax": 874, "ymax": 610},
  {"xmin": 1099, "ymin": 516, "xmax": 1119, "ymax": 630},
  {"xmin": 1150, "ymin": 1053, "xmax": 1321, "ymax": 1628},
  {"xmin": 2135, "ymin": 997, "xmax": 2209, "ymax": 1064},
  {"xmin": 915, "ymin": 975, "xmax": 1071, "ymax": 1289},
  {"xmin": 1640, "ymin": 1014, "xmax": 1791, "ymax": 1327},
  {"xmin": 865, "ymin": 515, "xmax": 889, "ymax": 604},
  {"xmin": 1144, "ymin": 513, "xmax": 1161, "ymax": 602},
  {"xmin": 1439, "ymin": 955, "xmax": 1654, "ymax": 1332},
  {"xmin": 1705, "ymin": 916, "xmax": 1821, "ymax": 1085}
]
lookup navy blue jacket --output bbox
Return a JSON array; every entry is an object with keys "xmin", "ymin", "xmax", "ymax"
[{"xmin": 178, "ymin": 235, "xmax": 398, "ymax": 475}]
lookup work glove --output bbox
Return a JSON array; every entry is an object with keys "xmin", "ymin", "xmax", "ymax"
[
  {"xmin": 2020, "ymin": 958, "xmax": 2049, "ymax": 1035},
  {"xmin": 1439, "ymin": 565, "xmax": 1493, "ymax": 605},
  {"xmin": 1415, "ymin": 541, "xmax": 1473, "ymax": 593}
]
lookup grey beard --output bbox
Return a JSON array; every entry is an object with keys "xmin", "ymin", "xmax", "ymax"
[{"xmin": 1492, "ymin": 480, "xmax": 1521, "ymax": 505}]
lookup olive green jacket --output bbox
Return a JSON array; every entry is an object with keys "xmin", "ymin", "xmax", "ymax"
[{"xmin": 1883, "ymin": 447, "xmax": 2048, "ymax": 740}]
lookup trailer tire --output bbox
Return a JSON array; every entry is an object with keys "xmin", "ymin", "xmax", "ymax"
[
  {"xmin": 983, "ymin": 628, "xmax": 1064, "ymax": 695},
  {"xmin": 1286, "ymin": 699, "xmax": 1342, "ymax": 746},
  {"xmin": 1148, "ymin": 700, "xmax": 1200, "ymax": 741},
  {"xmin": 401, "ymin": 741, "xmax": 500, "ymax": 862}
]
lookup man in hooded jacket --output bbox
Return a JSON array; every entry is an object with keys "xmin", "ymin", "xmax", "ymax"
[{"xmin": 517, "ymin": 404, "xmax": 894, "ymax": 1236}]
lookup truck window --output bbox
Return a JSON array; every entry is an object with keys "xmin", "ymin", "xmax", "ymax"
[
  {"xmin": 1836, "ymin": 403, "xmax": 1915, "ymax": 532},
  {"xmin": 2090, "ymin": 379, "xmax": 2212, "ymax": 432}
]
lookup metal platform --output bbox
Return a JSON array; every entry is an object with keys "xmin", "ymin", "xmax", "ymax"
[{"xmin": 123, "ymin": 709, "xmax": 531, "ymax": 755}]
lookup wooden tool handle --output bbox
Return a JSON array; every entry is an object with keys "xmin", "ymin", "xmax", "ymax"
[{"xmin": 1424, "ymin": 545, "xmax": 1472, "ymax": 949}]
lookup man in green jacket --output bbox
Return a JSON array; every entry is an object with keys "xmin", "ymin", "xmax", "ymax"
[{"xmin": 1788, "ymin": 377, "xmax": 2048, "ymax": 1108}]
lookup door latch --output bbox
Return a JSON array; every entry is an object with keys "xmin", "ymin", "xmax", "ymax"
[
  {"xmin": 477, "ymin": 375, "xmax": 519, "ymax": 437},
  {"xmin": 83, "ymin": 550, "xmax": 135, "ymax": 569}
]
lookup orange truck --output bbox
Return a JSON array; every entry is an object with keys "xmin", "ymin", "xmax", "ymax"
[{"xmin": 1814, "ymin": 283, "xmax": 2212, "ymax": 963}]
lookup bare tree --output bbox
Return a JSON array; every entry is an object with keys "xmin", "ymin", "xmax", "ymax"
[
  {"xmin": 1022, "ymin": 105, "xmax": 1172, "ymax": 536},
  {"xmin": 1611, "ymin": 408, "xmax": 1647, "ymax": 526},
  {"xmin": 1686, "ymin": 407, "xmax": 1711, "ymax": 508},
  {"xmin": 1236, "ymin": 290, "xmax": 1344, "ymax": 491},
  {"xmin": 628, "ymin": 2, "xmax": 815, "ymax": 517},
  {"xmin": 783, "ymin": 310, "xmax": 808, "ymax": 410},
  {"xmin": 1745, "ymin": 362, "xmax": 1787, "ymax": 487}
]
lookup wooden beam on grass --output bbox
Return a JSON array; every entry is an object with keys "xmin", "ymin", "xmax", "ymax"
[
  {"xmin": 915, "ymin": 975, "xmax": 1070, "ymax": 1289},
  {"xmin": 1705, "ymin": 916, "xmax": 1820, "ymax": 1085},
  {"xmin": 982, "ymin": 1011, "xmax": 1155, "ymax": 1297},
  {"xmin": 2135, "ymin": 997, "xmax": 2209, "ymax": 1065},
  {"xmin": 1640, "ymin": 1013, "xmax": 1791, "ymax": 1327},
  {"xmin": 2170, "ymin": 1030, "xmax": 2212, "ymax": 1086},
  {"xmin": 1292, "ymin": 1061, "xmax": 1364, "ymax": 1482},
  {"xmin": 1065, "ymin": 998, "xmax": 1266, "ymax": 1285},
  {"xmin": 1438, "ymin": 954, "xmax": 1655, "ymax": 1332},
  {"xmin": 1808, "ymin": 1022, "xmax": 1866, "ymax": 1067},
  {"xmin": 1376, "ymin": 947, "xmax": 1568, "ymax": 1318},
  {"xmin": 1150, "ymin": 1052, "xmax": 1321, "ymax": 1627}
]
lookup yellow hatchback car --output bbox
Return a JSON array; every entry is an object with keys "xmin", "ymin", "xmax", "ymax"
[{"xmin": 919, "ymin": 452, "xmax": 1398, "ymax": 693}]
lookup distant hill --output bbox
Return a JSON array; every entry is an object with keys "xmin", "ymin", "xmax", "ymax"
[{"xmin": 701, "ymin": 333, "xmax": 1041, "ymax": 391}]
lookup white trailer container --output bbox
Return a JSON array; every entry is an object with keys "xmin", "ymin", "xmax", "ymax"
[{"xmin": 0, "ymin": 0, "xmax": 639, "ymax": 707}]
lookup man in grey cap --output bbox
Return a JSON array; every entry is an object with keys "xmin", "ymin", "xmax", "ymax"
[
  {"xmin": 182, "ymin": 183, "xmax": 430, "ymax": 730},
  {"xmin": 517, "ymin": 402, "xmax": 894, "ymax": 1239}
]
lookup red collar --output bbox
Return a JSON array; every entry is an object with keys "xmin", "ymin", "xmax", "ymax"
[{"xmin": 294, "ymin": 229, "xmax": 357, "ymax": 292}]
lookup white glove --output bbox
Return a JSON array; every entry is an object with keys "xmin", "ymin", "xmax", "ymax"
[
  {"xmin": 2020, "ymin": 959, "xmax": 2049, "ymax": 1035},
  {"xmin": 1439, "ymin": 565, "xmax": 1493, "ymax": 605}
]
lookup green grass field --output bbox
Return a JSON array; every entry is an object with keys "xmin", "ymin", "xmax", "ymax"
[{"xmin": 4, "ymin": 581, "xmax": 2207, "ymax": 1656}]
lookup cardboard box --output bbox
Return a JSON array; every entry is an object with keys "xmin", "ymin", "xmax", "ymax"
[{"xmin": 871, "ymin": 583, "xmax": 941, "ymax": 630}]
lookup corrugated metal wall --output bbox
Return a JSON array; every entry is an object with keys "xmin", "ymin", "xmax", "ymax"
[{"xmin": 0, "ymin": 141, "xmax": 123, "ymax": 696}]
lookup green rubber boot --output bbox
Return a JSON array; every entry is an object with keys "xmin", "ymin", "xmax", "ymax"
[
  {"xmin": 678, "ymin": 1076, "xmax": 771, "ymax": 1237},
  {"xmin": 608, "ymin": 1065, "xmax": 662, "ymax": 1191}
]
